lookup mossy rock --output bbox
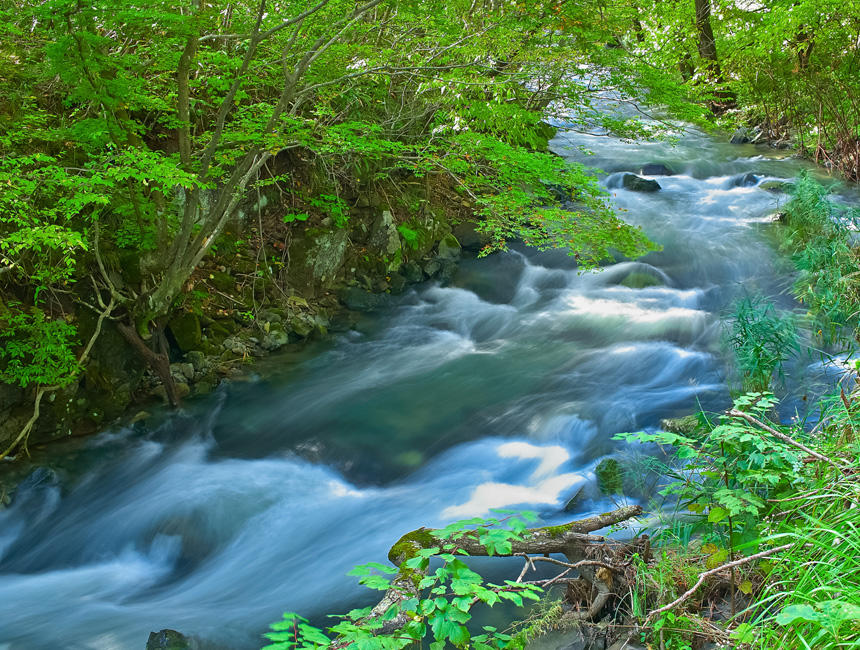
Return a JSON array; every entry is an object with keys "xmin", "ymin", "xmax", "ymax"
[
  {"xmin": 660, "ymin": 414, "xmax": 700, "ymax": 435},
  {"xmin": 619, "ymin": 272, "xmax": 662, "ymax": 289},
  {"xmin": 437, "ymin": 233, "xmax": 461, "ymax": 260},
  {"xmin": 759, "ymin": 180, "xmax": 791, "ymax": 194},
  {"xmin": 168, "ymin": 312, "xmax": 203, "ymax": 352},
  {"xmin": 145, "ymin": 629, "xmax": 193, "ymax": 650},
  {"xmin": 594, "ymin": 458, "xmax": 624, "ymax": 496}
]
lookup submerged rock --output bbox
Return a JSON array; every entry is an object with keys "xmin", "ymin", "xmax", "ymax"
[
  {"xmin": 621, "ymin": 173, "xmax": 661, "ymax": 192},
  {"xmin": 729, "ymin": 172, "xmax": 759, "ymax": 188}
]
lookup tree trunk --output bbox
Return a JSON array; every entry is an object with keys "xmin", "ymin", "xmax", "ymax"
[{"xmin": 117, "ymin": 321, "xmax": 180, "ymax": 407}]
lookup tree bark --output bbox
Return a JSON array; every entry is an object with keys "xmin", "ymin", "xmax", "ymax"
[{"xmin": 117, "ymin": 321, "xmax": 180, "ymax": 407}]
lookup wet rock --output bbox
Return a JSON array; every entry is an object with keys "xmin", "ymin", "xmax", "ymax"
[
  {"xmin": 261, "ymin": 326, "xmax": 289, "ymax": 351},
  {"xmin": 388, "ymin": 273, "xmax": 407, "ymax": 294},
  {"xmin": 641, "ymin": 162, "xmax": 674, "ymax": 176},
  {"xmin": 729, "ymin": 172, "xmax": 759, "ymax": 188},
  {"xmin": 452, "ymin": 221, "xmax": 487, "ymax": 252},
  {"xmin": 370, "ymin": 210, "xmax": 402, "ymax": 258},
  {"xmin": 168, "ymin": 312, "xmax": 202, "ymax": 352},
  {"xmin": 400, "ymin": 261, "xmax": 425, "ymax": 284},
  {"xmin": 759, "ymin": 180, "xmax": 791, "ymax": 193},
  {"xmin": 222, "ymin": 336, "xmax": 252, "ymax": 356},
  {"xmin": 185, "ymin": 351, "xmax": 206, "ymax": 372},
  {"xmin": 422, "ymin": 259, "xmax": 442, "ymax": 278},
  {"xmin": 150, "ymin": 382, "xmax": 191, "ymax": 403},
  {"xmin": 145, "ymin": 629, "xmax": 195, "ymax": 650},
  {"xmin": 437, "ymin": 233, "xmax": 461, "ymax": 260},
  {"xmin": 286, "ymin": 313, "xmax": 314, "ymax": 338},
  {"xmin": 730, "ymin": 127, "xmax": 752, "ymax": 144},
  {"xmin": 437, "ymin": 259, "xmax": 458, "ymax": 283},
  {"xmin": 337, "ymin": 286, "xmax": 386, "ymax": 312},
  {"xmin": 175, "ymin": 363, "xmax": 195, "ymax": 381},
  {"xmin": 619, "ymin": 271, "xmax": 662, "ymax": 289},
  {"xmin": 621, "ymin": 173, "xmax": 661, "ymax": 192}
]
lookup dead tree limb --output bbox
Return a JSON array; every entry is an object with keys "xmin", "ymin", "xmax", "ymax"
[{"xmin": 371, "ymin": 504, "xmax": 643, "ymax": 632}]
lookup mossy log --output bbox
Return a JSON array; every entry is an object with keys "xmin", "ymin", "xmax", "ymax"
[{"xmin": 371, "ymin": 505, "xmax": 644, "ymax": 632}]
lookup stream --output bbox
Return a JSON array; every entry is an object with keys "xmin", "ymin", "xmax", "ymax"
[{"xmin": 0, "ymin": 114, "xmax": 847, "ymax": 649}]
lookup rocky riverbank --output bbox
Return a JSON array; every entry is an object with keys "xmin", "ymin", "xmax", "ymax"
[{"xmin": 0, "ymin": 158, "xmax": 492, "ymax": 486}]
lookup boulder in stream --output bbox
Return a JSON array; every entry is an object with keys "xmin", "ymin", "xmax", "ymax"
[
  {"xmin": 729, "ymin": 172, "xmax": 759, "ymax": 188},
  {"xmin": 621, "ymin": 173, "xmax": 661, "ymax": 192}
]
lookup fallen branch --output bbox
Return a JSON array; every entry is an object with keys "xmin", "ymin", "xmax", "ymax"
[
  {"xmin": 727, "ymin": 409, "xmax": 849, "ymax": 475},
  {"xmin": 634, "ymin": 542, "xmax": 794, "ymax": 637}
]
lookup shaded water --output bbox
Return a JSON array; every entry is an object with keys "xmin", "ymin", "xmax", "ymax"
[{"xmin": 0, "ymin": 119, "xmax": 845, "ymax": 649}]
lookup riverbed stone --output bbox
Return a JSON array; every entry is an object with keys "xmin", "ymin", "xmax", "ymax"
[
  {"xmin": 621, "ymin": 173, "xmax": 661, "ymax": 192},
  {"xmin": 452, "ymin": 221, "xmax": 486, "ymax": 252}
]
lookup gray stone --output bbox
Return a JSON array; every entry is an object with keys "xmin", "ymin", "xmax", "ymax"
[
  {"xmin": 436, "ymin": 233, "xmax": 461, "ymax": 260},
  {"xmin": 422, "ymin": 259, "xmax": 442, "ymax": 277},
  {"xmin": 401, "ymin": 261, "xmax": 425, "ymax": 284},
  {"xmin": 621, "ymin": 173, "xmax": 661, "ymax": 192},
  {"xmin": 452, "ymin": 222, "xmax": 486, "ymax": 252},
  {"xmin": 730, "ymin": 127, "xmax": 751, "ymax": 144},
  {"xmin": 287, "ymin": 314, "xmax": 314, "ymax": 338},
  {"xmin": 337, "ymin": 287, "xmax": 387, "ymax": 312},
  {"xmin": 261, "ymin": 327, "xmax": 289, "ymax": 351},
  {"xmin": 370, "ymin": 210, "xmax": 401, "ymax": 257},
  {"xmin": 185, "ymin": 351, "xmax": 206, "ymax": 372},
  {"xmin": 388, "ymin": 273, "xmax": 407, "ymax": 294}
]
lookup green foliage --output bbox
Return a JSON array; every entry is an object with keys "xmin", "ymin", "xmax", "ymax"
[
  {"xmin": 263, "ymin": 513, "xmax": 542, "ymax": 650},
  {"xmin": 726, "ymin": 295, "xmax": 798, "ymax": 392},
  {"xmin": 620, "ymin": 387, "xmax": 860, "ymax": 649},
  {"xmin": 778, "ymin": 172, "xmax": 860, "ymax": 344},
  {"xmin": 0, "ymin": 307, "xmax": 79, "ymax": 387}
]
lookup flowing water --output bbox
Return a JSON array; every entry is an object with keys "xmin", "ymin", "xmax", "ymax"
[{"xmin": 0, "ymin": 117, "xmax": 848, "ymax": 649}]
